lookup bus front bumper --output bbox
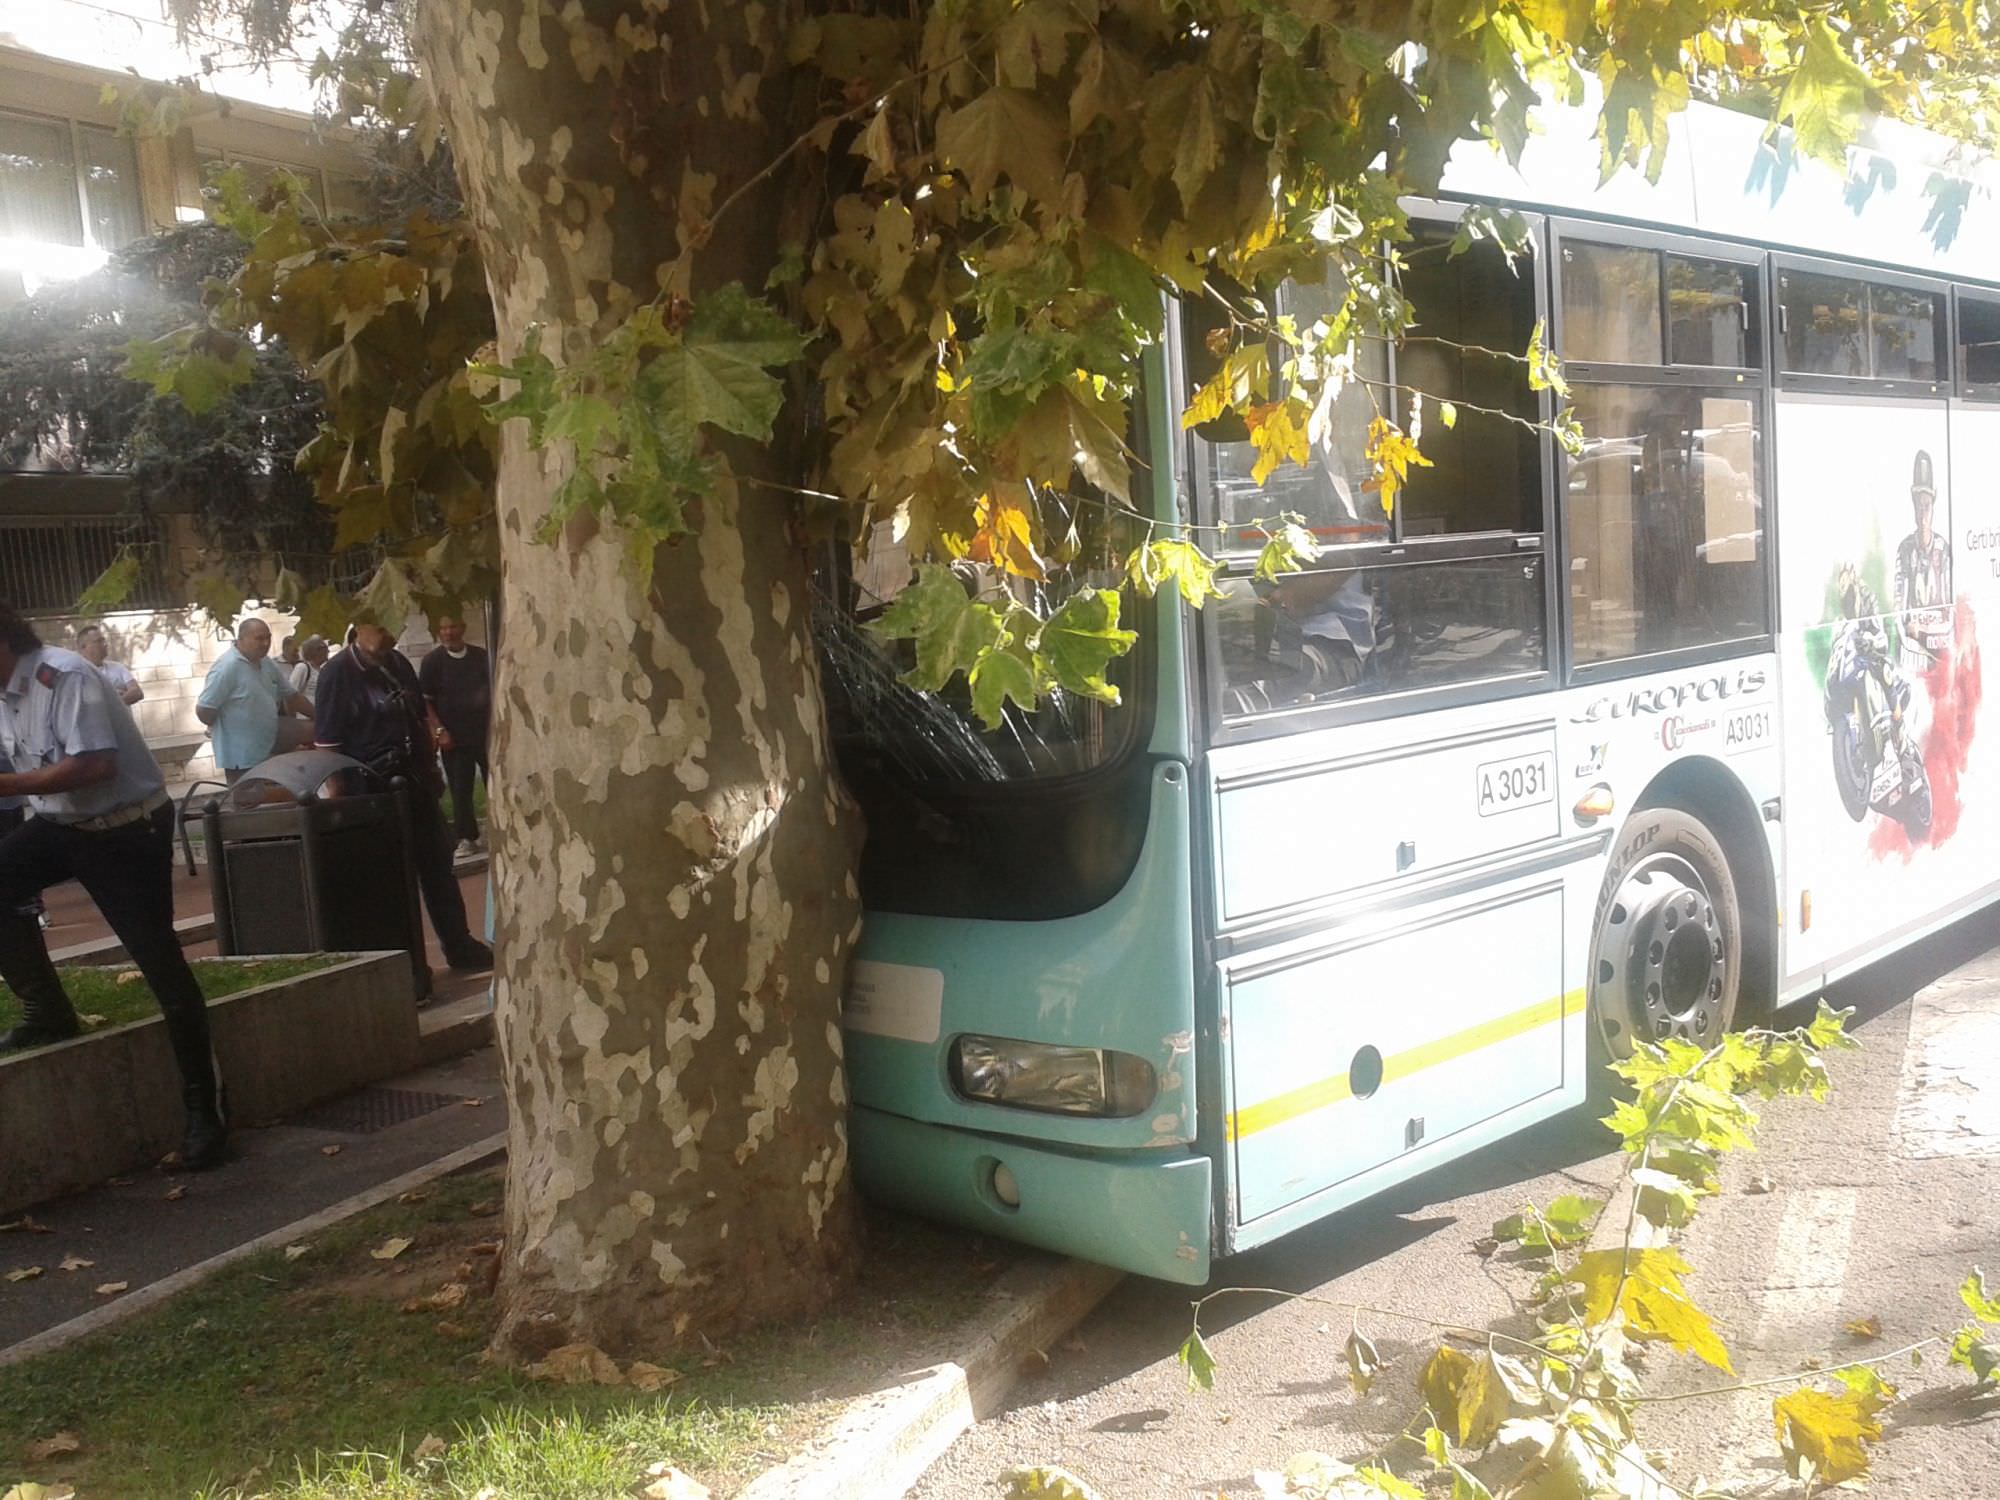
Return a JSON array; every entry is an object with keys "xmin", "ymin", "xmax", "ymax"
[{"xmin": 849, "ymin": 1104, "xmax": 1214, "ymax": 1285}]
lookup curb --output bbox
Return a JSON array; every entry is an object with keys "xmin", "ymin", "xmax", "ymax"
[
  {"xmin": 0, "ymin": 1132, "xmax": 507, "ymax": 1368},
  {"xmin": 739, "ymin": 1255, "xmax": 1123, "ymax": 1500},
  {"xmin": 417, "ymin": 996, "xmax": 496, "ymax": 1066},
  {"xmin": 54, "ymin": 913, "xmax": 216, "ymax": 967}
]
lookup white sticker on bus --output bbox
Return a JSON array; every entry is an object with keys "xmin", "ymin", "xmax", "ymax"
[
  {"xmin": 843, "ymin": 960, "xmax": 944, "ymax": 1044},
  {"xmin": 1476, "ymin": 751, "xmax": 1555, "ymax": 817}
]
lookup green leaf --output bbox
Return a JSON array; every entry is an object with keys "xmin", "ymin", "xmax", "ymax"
[
  {"xmin": 352, "ymin": 557, "xmax": 416, "ymax": 635},
  {"xmin": 1126, "ymin": 538, "xmax": 1224, "ymax": 607},
  {"xmin": 967, "ymin": 639, "xmax": 1038, "ymax": 731},
  {"xmin": 654, "ymin": 285, "xmax": 805, "ymax": 444},
  {"xmin": 1775, "ymin": 20, "xmax": 1875, "ymax": 168},
  {"xmin": 1950, "ymin": 1325, "xmax": 2000, "ymax": 1384},
  {"xmin": 188, "ymin": 571, "xmax": 247, "ymax": 629},
  {"xmin": 1000, "ymin": 1466, "xmax": 1106, "ymax": 1500},
  {"xmin": 1960, "ymin": 1269, "xmax": 2000, "ymax": 1324},
  {"xmin": 1354, "ymin": 1466, "xmax": 1423, "ymax": 1499},
  {"xmin": 936, "ymin": 86, "xmax": 1067, "ymax": 205},
  {"xmin": 76, "ymin": 554, "xmax": 142, "ymax": 614},
  {"xmin": 1253, "ymin": 518, "xmax": 1322, "ymax": 581},
  {"xmin": 870, "ymin": 565, "xmax": 1006, "ymax": 694},
  {"xmin": 1449, "ymin": 1465, "xmax": 1495, "ymax": 1500},
  {"xmin": 1038, "ymin": 590, "xmax": 1136, "ymax": 703},
  {"xmin": 1422, "ymin": 1425, "xmax": 1450, "ymax": 1466},
  {"xmin": 1178, "ymin": 1327, "xmax": 1217, "ymax": 1392}
]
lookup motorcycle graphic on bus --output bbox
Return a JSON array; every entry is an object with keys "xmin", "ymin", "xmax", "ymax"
[{"xmin": 1823, "ymin": 566, "xmax": 1933, "ymax": 836}]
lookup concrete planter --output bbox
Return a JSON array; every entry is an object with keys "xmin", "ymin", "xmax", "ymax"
[{"xmin": 0, "ymin": 951, "xmax": 418, "ymax": 1216}]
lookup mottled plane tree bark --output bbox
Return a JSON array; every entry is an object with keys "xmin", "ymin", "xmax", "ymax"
[{"xmin": 413, "ymin": 0, "xmax": 863, "ymax": 1355}]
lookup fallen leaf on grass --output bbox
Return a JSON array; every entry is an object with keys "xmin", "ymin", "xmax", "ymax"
[
  {"xmin": 76, "ymin": 1014, "xmax": 108, "ymax": 1031},
  {"xmin": 400, "ymin": 1282, "xmax": 468, "ymax": 1314},
  {"xmin": 528, "ymin": 1341, "xmax": 625, "ymax": 1385},
  {"xmin": 640, "ymin": 1466, "xmax": 710, "ymax": 1500},
  {"xmin": 320, "ymin": 1145, "xmax": 343, "ymax": 1157},
  {"xmin": 6, "ymin": 1266, "xmax": 44, "ymax": 1282},
  {"xmin": 163, "ymin": 1186, "xmax": 186, "ymax": 1202},
  {"xmin": 1846, "ymin": 1315, "xmax": 1884, "ymax": 1340},
  {"xmin": 25, "ymin": 1432, "xmax": 80, "ymax": 1461},
  {"xmin": 56, "ymin": 1255, "xmax": 91, "ymax": 1273},
  {"xmin": 94, "ymin": 1283, "xmax": 127, "ymax": 1297},
  {"xmin": 283, "ymin": 1244, "xmax": 311, "ymax": 1262},
  {"xmin": 370, "ymin": 1236, "xmax": 413, "ymax": 1262},
  {"xmin": 467, "ymin": 1198, "xmax": 499, "ymax": 1216},
  {"xmin": 115, "ymin": 970, "xmax": 145, "ymax": 986},
  {"xmin": 627, "ymin": 1361, "xmax": 681, "ymax": 1392},
  {"xmin": 412, "ymin": 1434, "xmax": 447, "ymax": 1462},
  {"xmin": 398, "ymin": 1188, "xmax": 434, "ymax": 1205}
]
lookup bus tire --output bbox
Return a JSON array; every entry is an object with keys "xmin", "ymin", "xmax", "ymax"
[{"xmin": 1588, "ymin": 806, "xmax": 1743, "ymax": 1072}]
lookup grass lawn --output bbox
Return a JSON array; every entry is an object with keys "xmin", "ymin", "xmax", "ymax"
[
  {"xmin": 0, "ymin": 1168, "xmax": 1008, "ymax": 1500},
  {"xmin": 0, "ymin": 956, "xmax": 333, "ymax": 1035}
]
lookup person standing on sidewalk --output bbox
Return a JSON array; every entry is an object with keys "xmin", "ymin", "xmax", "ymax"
[
  {"xmin": 417, "ymin": 615, "xmax": 490, "ymax": 857},
  {"xmin": 316, "ymin": 623, "xmax": 493, "ymax": 973},
  {"xmin": 0, "ymin": 603, "xmax": 226, "ymax": 1169},
  {"xmin": 289, "ymin": 634, "xmax": 329, "ymax": 705},
  {"xmin": 196, "ymin": 618, "xmax": 312, "ymax": 784},
  {"xmin": 76, "ymin": 624, "xmax": 143, "ymax": 706}
]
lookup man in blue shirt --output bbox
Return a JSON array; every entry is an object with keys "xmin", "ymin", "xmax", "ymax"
[
  {"xmin": 0, "ymin": 602, "xmax": 226, "ymax": 1169},
  {"xmin": 196, "ymin": 618, "xmax": 313, "ymax": 782}
]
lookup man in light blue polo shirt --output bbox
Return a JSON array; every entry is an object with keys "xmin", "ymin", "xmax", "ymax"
[{"xmin": 196, "ymin": 618, "xmax": 313, "ymax": 782}]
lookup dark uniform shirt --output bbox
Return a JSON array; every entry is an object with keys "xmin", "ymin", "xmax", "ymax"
[
  {"xmin": 417, "ymin": 644, "xmax": 490, "ymax": 749},
  {"xmin": 314, "ymin": 644, "xmax": 431, "ymax": 773}
]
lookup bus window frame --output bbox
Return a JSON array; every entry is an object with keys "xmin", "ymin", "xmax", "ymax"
[
  {"xmin": 1770, "ymin": 251, "xmax": 1951, "ymax": 399},
  {"xmin": 1547, "ymin": 217, "xmax": 1778, "ymax": 687},
  {"xmin": 1953, "ymin": 285, "xmax": 2000, "ymax": 404},
  {"xmin": 1191, "ymin": 200, "xmax": 1561, "ymax": 747}
]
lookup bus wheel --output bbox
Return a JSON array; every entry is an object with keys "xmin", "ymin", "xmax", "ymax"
[{"xmin": 1590, "ymin": 807, "xmax": 1743, "ymax": 1060}]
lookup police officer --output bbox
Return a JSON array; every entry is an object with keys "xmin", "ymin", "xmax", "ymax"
[{"xmin": 0, "ymin": 602, "xmax": 226, "ymax": 1169}]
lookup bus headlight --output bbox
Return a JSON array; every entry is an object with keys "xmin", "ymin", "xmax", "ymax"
[{"xmin": 950, "ymin": 1035, "xmax": 1158, "ymax": 1118}]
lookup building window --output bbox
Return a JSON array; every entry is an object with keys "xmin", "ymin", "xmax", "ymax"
[{"xmin": 0, "ymin": 110, "xmax": 143, "ymax": 252}]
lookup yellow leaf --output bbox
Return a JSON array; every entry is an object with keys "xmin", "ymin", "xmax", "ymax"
[
  {"xmin": 1421, "ymin": 1345, "xmax": 1474, "ymax": 1426},
  {"xmin": 6, "ymin": 1266, "xmax": 44, "ymax": 1282},
  {"xmin": 1773, "ymin": 1386, "xmax": 1883, "ymax": 1486},
  {"xmin": 1246, "ymin": 398, "xmax": 1312, "ymax": 486},
  {"xmin": 968, "ymin": 494, "xmax": 1045, "ymax": 580},
  {"xmin": 94, "ymin": 1282, "xmax": 127, "ymax": 1296},
  {"xmin": 1568, "ymin": 1247, "xmax": 1733, "ymax": 1372},
  {"xmin": 1363, "ymin": 415, "xmax": 1432, "ymax": 518},
  {"xmin": 628, "ymin": 1360, "xmax": 682, "ymax": 1392},
  {"xmin": 57, "ymin": 1255, "xmax": 92, "ymax": 1273},
  {"xmin": 370, "ymin": 1236, "xmax": 414, "ymax": 1261},
  {"xmin": 1455, "ymin": 1352, "xmax": 1511, "ymax": 1447},
  {"xmin": 1845, "ymin": 1314, "xmax": 1883, "ymax": 1340},
  {"xmin": 528, "ymin": 1341, "xmax": 626, "ymax": 1386},
  {"xmin": 1181, "ymin": 345, "xmax": 1271, "ymax": 430}
]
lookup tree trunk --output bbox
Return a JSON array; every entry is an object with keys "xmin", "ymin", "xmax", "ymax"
[{"xmin": 415, "ymin": 0, "xmax": 865, "ymax": 1356}]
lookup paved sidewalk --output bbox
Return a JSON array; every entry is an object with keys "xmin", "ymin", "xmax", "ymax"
[{"xmin": 0, "ymin": 1041, "xmax": 505, "ymax": 1356}]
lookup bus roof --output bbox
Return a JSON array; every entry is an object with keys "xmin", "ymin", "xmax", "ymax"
[{"xmin": 1438, "ymin": 88, "xmax": 2000, "ymax": 289}]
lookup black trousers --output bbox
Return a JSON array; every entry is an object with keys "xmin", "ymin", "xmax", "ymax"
[
  {"xmin": 440, "ymin": 744, "xmax": 487, "ymax": 844},
  {"xmin": 396, "ymin": 773, "xmax": 476, "ymax": 955},
  {"xmin": 0, "ymin": 804, "xmax": 217, "ymax": 1102}
]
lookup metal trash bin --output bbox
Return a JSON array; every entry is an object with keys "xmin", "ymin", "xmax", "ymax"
[{"xmin": 200, "ymin": 749, "xmax": 430, "ymax": 1000}]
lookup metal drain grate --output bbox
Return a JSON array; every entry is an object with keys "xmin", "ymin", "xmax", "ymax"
[{"xmin": 287, "ymin": 1086, "xmax": 460, "ymax": 1135}]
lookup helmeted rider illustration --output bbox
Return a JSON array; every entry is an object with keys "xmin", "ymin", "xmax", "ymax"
[
  {"xmin": 1825, "ymin": 561, "xmax": 1932, "ymax": 834},
  {"xmin": 1895, "ymin": 448, "xmax": 1952, "ymax": 669}
]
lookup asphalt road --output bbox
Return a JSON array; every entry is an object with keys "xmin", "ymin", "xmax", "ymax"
[{"xmin": 913, "ymin": 907, "xmax": 2000, "ymax": 1499}]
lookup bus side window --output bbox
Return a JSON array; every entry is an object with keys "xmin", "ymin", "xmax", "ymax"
[
  {"xmin": 1961, "ymin": 295, "xmax": 2000, "ymax": 391},
  {"xmin": 1559, "ymin": 238, "xmax": 1770, "ymax": 666}
]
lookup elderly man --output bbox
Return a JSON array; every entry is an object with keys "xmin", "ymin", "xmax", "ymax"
[
  {"xmin": 418, "ymin": 616, "xmax": 490, "ymax": 856},
  {"xmin": 196, "ymin": 618, "xmax": 313, "ymax": 783},
  {"xmin": 76, "ymin": 624, "xmax": 143, "ymax": 706},
  {"xmin": 316, "ymin": 622, "xmax": 492, "ymax": 973},
  {"xmin": 289, "ymin": 633, "xmax": 329, "ymax": 705},
  {"xmin": 0, "ymin": 601, "xmax": 226, "ymax": 1168}
]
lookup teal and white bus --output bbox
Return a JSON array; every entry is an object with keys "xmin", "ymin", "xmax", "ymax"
[{"xmin": 820, "ymin": 94, "xmax": 2000, "ymax": 1284}]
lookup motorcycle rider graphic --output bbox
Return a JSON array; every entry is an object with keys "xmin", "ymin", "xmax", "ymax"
[
  {"xmin": 1825, "ymin": 563, "xmax": 1930, "ymax": 830},
  {"xmin": 1895, "ymin": 448, "xmax": 1951, "ymax": 669}
]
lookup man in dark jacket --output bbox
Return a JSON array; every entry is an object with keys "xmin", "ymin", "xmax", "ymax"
[
  {"xmin": 316, "ymin": 623, "xmax": 492, "ymax": 973},
  {"xmin": 417, "ymin": 616, "xmax": 491, "ymax": 856}
]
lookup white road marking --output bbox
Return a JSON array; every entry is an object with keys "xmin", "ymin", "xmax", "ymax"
[
  {"xmin": 1703, "ymin": 1187, "xmax": 1858, "ymax": 1491},
  {"xmin": 1893, "ymin": 975, "xmax": 2000, "ymax": 1158}
]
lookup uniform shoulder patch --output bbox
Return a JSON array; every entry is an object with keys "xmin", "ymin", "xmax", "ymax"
[{"xmin": 34, "ymin": 663, "xmax": 58, "ymax": 689}]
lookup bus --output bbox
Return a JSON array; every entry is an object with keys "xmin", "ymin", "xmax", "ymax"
[{"xmin": 818, "ymin": 92, "xmax": 2000, "ymax": 1284}]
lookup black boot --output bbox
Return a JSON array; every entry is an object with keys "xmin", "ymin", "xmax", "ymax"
[
  {"xmin": 179, "ymin": 1084, "xmax": 228, "ymax": 1171},
  {"xmin": 0, "ymin": 1015, "xmax": 80, "ymax": 1052}
]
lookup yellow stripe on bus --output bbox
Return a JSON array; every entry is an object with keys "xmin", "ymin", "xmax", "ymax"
[{"xmin": 1226, "ymin": 989, "xmax": 1582, "ymax": 1143}]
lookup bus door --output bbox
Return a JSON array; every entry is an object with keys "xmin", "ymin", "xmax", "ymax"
[{"xmin": 1186, "ymin": 218, "xmax": 1588, "ymax": 1252}]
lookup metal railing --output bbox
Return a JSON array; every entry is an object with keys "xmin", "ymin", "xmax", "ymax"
[{"xmin": 0, "ymin": 515, "xmax": 174, "ymax": 616}]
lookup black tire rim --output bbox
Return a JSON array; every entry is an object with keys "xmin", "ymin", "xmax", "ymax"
[{"xmin": 1594, "ymin": 850, "xmax": 1730, "ymax": 1055}]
